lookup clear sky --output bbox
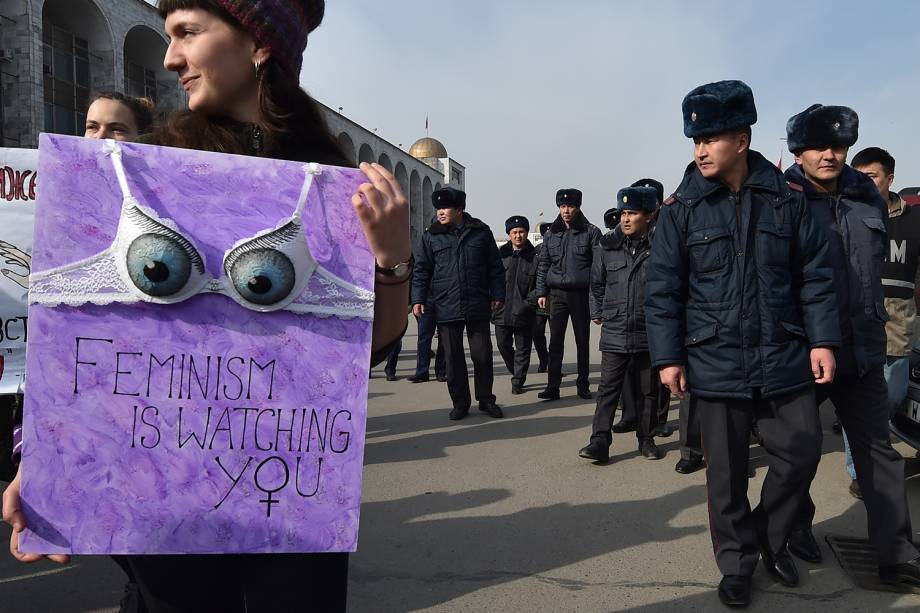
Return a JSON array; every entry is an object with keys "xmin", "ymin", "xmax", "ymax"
[{"xmin": 302, "ymin": 0, "xmax": 920, "ymax": 233}]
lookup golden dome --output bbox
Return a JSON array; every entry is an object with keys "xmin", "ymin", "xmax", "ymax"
[{"xmin": 409, "ymin": 137, "xmax": 448, "ymax": 159}]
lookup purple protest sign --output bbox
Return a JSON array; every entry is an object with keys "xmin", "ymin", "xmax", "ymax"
[{"xmin": 19, "ymin": 134, "xmax": 374, "ymax": 554}]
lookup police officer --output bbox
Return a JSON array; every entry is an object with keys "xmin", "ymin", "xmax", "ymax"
[
  {"xmin": 611, "ymin": 178, "xmax": 676, "ymax": 438},
  {"xmin": 579, "ymin": 186, "xmax": 662, "ymax": 463},
  {"xmin": 783, "ymin": 106, "xmax": 920, "ymax": 584},
  {"xmin": 411, "ymin": 187, "xmax": 505, "ymax": 420},
  {"xmin": 847, "ymin": 147, "xmax": 920, "ymax": 497},
  {"xmin": 532, "ymin": 222, "xmax": 553, "ymax": 373},
  {"xmin": 493, "ymin": 216, "xmax": 539, "ymax": 394},
  {"xmin": 536, "ymin": 189, "xmax": 602, "ymax": 401},
  {"xmin": 646, "ymin": 80, "xmax": 840, "ymax": 607}
]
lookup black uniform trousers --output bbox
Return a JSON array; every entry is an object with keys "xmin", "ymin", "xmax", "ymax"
[
  {"xmin": 620, "ymin": 371, "xmax": 671, "ymax": 428},
  {"xmin": 494, "ymin": 324, "xmax": 533, "ymax": 389},
  {"xmin": 532, "ymin": 313, "xmax": 549, "ymax": 369},
  {"xmin": 679, "ymin": 396, "xmax": 703, "ymax": 461},
  {"xmin": 383, "ymin": 340, "xmax": 401, "ymax": 377},
  {"xmin": 438, "ymin": 319, "xmax": 496, "ymax": 410},
  {"xmin": 547, "ymin": 289, "xmax": 591, "ymax": 393},
  {"xmin": 125, "ymin": 552, "xmax": 348, "ymax": 612},
  {"xmin": 415, "ymin": 311, "xmax": 446, "ymax": 379},
  {"xmin": 795, "ymin": 366, "xmax": 918, "ymax": 566},
  {"xmin": 698, "ymin": 387, "xmax": 822, "ymax": 577},
  {"xmin": 591, "ymin": 351, "xmax": 658, "ymax": 444}
]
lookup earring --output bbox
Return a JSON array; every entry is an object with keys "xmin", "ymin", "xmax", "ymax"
[{"xmin": 254, "ymin": 60, "xmax": 263, "ymax": 78}]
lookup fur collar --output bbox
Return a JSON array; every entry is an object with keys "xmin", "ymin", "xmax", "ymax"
[
  {"xmin": 549, "ymin": 209, "xmax": 590, "ymax": 233},
  {"xmin": 500, "ymin": 240, "xmax": 535, "ymax": 258},
  {"xmin": 429, "ymin": 212, "xmax": 486, "ymax": 234}
]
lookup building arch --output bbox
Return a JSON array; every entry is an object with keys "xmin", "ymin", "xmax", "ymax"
[
  {"xmin": 42, "ymin": 0, "xmax": 116, "ymax": 134},
  {"xmin": 123, "ymin": 24, "xmax": 178, "ymax": 112},
  {"xmin": 337, "ymin": 132, "xmax": 356, "ymax": 165},
  {"xmin": 377, "ymin": 152, "xmax": 392, "ymax": 172},
  {"xmin": 410, "ymin": 170, "xmax": 422, "ymax": 228},
  {"xmin": 394, "ymin": 162, "xmax": 409, "ymax": 202},
  {"xmin": 357, "ymin": 143, "xmax": 375, "ymax": 165}
]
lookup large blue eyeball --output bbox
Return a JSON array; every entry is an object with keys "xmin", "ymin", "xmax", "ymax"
[
  {"xmin": 126, "ymin": 234, "xmax": 193, "ymax": 297},
  {"xmin": 229, "ymin": 249, "xmax": 295, "ymax": 306}
]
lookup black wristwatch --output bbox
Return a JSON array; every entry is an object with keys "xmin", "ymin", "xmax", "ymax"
[{"xmin": 375, "ymin": 255, "xmax": 414, "ymax": 282}]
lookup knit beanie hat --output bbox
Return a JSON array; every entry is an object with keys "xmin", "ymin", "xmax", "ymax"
[{"xmin": 214, "ymin": 0, "xmax": 325, "ymax": 78}]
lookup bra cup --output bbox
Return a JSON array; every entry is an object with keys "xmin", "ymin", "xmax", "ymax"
[
  {"xmin": 221, "ymin": 220, "xmax": 319, "ymax": 312},
  {"xmin": 113, "ymin": 199, "xmax": 212, "ymax": 304}
]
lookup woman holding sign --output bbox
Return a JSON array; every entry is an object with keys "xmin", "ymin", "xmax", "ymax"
[{"xmin": 3, "ymin": 1, "xmax": 409, "ymax": 612}]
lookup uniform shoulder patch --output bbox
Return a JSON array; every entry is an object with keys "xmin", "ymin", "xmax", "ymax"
[
  {"xmin": 786, "ymin": 181, "xmax": 804, "ymax": 192},
  {"xmin": 663, "ymin": 195, "xmax": 677, "ymax": 205}
]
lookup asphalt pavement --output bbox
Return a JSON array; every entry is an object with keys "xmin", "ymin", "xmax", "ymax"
[{"xmin": 2, "ymin": 322, "xmax": 920, "ymax": 612}]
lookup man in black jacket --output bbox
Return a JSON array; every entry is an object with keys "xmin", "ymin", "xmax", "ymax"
[
  {"xmin": 532, "ymin": 222, "xmax": 553, "ymax": 373},
  {"xmin": 536, "ymin": 189, "xmax": 602, "ymax": 401},
  {"xmin": 646, "ymin": 80, "xmax": 840, "ymax": 607},
  {"xmin": 493, "ymin": 216, "xmax": 539, "ymax": 394},
  {"xmin": 411, "ymin": 187, "xmax": 505, "ymax": 421},
  {"xmin": 579, "ymin": 186, "xmax": 662, "ymax": 463},
  {"xmin": 783, "ymin": 106, "xmax": 920, "ymax": 585}
]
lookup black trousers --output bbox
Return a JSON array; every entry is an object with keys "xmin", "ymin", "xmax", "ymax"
[
  {"xmin": 494, "ymin": 324, "xmax": 533, "ymax": 389},
  {"xmin": 438, "ymin": 319, "xmax": 496, "ymax": 410},
  {"xmin": 532, "ymin": 313, "xmax": 549, "ymax": 368},
  {"xmin": 679, "ymin": 396, "xmax": 703, "ymax": 461},
  {"xmin": 125, "ymin": 553, "xmax": 348, "ymax": 613},
  {"xmin": 415, "ymin": 311, "xmax": 446, "ymax": 379},
  {"xmin": 383, "ymin": 340, "xmax": 401, "ymax": 376},
  {"xmin": 620, "ymin": 368, "xmax": 671, "ymax": 427},
  {"xmin": 547, "ymin": 289, "xmax": 591, "ymax": 392},
  {"xmin": 795, "ymin": 367, "xmax": 918, "ymax": 566},
  {"xmin": 698, "ymin": 387, "xmax": 822, "ymax": 576},
  {"xmin": 591, "ymin": 351, "xmax": 658, "ymax": 444}
]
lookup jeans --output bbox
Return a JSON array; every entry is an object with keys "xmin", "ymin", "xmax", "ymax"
[{"xmin": 843, "ymin": 356, "xmax": 909, "ymax": 480}]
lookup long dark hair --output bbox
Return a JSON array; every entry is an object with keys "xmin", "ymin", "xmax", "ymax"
[{"xmin": 154, "ymin": 0, "xmax": 347, "ymax": 165}]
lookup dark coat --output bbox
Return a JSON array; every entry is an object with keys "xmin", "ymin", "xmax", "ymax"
[
  {"xmin": 492, "ymin": 240, "xmax": 539, "ymax": 328},
  {"xmin": 536, "ymin": 210, "xmax": 602, "ymax": 295},
  {"xmin": 784, "ymin": 163, "xmax": 888, "ymax": 378},
  {"xmin": 645, "ymin": 150, "xmax": 841, "ymax": 399},
  {"xmin": 534, "ymin": 243, "xmax": 550, "ymax": 317},
  {"xmin": 411, "ymin": 213, "xmax": 505, "ymax": 323},
  {"xmin": 591, "ymin": 226, "xmax": 652, "ymax": 353}
]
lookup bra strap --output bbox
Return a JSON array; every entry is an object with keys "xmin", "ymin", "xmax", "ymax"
[
  {"xmin": 294, "ymin": 163, "xmax": 322, "ymax": 219},
  {"xmin": 102, "ymin": 139, "xmax": 135, "ymax": 202}
]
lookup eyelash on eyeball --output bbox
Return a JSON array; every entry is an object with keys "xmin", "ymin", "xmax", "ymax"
[
  {"xmin": 125, "ymin": 206, "xmax": 206, "ymax": 274},
  {"xmin": 223, "ymin": 221, "xmax": 301, "ymax": 274}
]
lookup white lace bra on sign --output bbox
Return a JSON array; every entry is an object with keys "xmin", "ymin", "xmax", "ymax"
[{"xmin": 29, "ymin": 140, "xmax": 375, "ymax": 320}]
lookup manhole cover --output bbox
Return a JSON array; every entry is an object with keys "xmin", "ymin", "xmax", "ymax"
[{"xmin": 825, "ymin": 535, "xmax": 920, "ymax": 594}]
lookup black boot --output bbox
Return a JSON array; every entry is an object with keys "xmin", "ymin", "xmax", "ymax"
[
  {"xmin": 479, "ymin": 401, "xmax": 504, "ymax": 419},
  {"xmin": 612, "ymin": 420, "xmax": 637, "ymax": 434},
  {"xmin": 578, "ymin": 438, "xmax": 610, "ymax": 462},
  {"xmin": 639, "ymin": 438, "xmax": 663, "ymax": 460},
  {"xmin": 717, "ymin": 575, "xmax": 751, "ymax": 607},
  {"xmin": 675, "ymin": 455, "xmax": 705, "ymax": 474},
  {"xmin": 538, "ymin": 388, "xmax": 560, "ymax": 400}
]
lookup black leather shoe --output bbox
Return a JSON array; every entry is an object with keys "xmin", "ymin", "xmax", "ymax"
[
  {"xmin": 639, "ymin": 439, "xmax": 663, "ymax": 460},
  {"xmin": 653, "ymin": 423, "xmax": 677, "ymax": 438},
  {"xmin": 612, "ymin": 420, "xmax": 637, "ymax": 434},
  {"xmin": 788, "ymin": 528, "xmax": 822, "ymax": 564},
  {"xmin": 511, "ymin": 386, "xmax": 524, "ymax": 395},
  {"xmin": 577, "ymin": 389, "xmax": 593, "ymax": 400},
  {"xmin": 479, "ymin": 402, "xmax": 504, "ymax": 419},
  {"xmin": 448, "ymin": 407, "xmax": 469, "ymax": 421},
  {"xmin": 436, "ymin": 375, "xmax": 447, "ymax": 382},
  {"xmin": 578, "ymin": 439, "xmax": 610, "ymax": 462},
  {"xmin": 717, "ymin": 575, "xmax": 751, "ymax": 608},
  {"xmin": 879, "ymin": 556, "xmax": 920, "ymax": 587},
  {"xmin": 675, "ymin": 456, "xmax": 705, "ymax": 474},
  {"xmin": 760, "ymin": 543, "xmax": 799, "ymax": 587},
  {"xmin": 407, "ymin": 374, "xmax": 429, "ymax": 383},
  {"xmin": 385, "ymin": 372, "xmax": 397, "ymax": 381},
  {"xmin": 537, "ymin": 363, "xmax": 547, "ymax": 373},
  {"xmin": 538, "ymin": 388, "xmax": 560, "ymax": 400}
]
